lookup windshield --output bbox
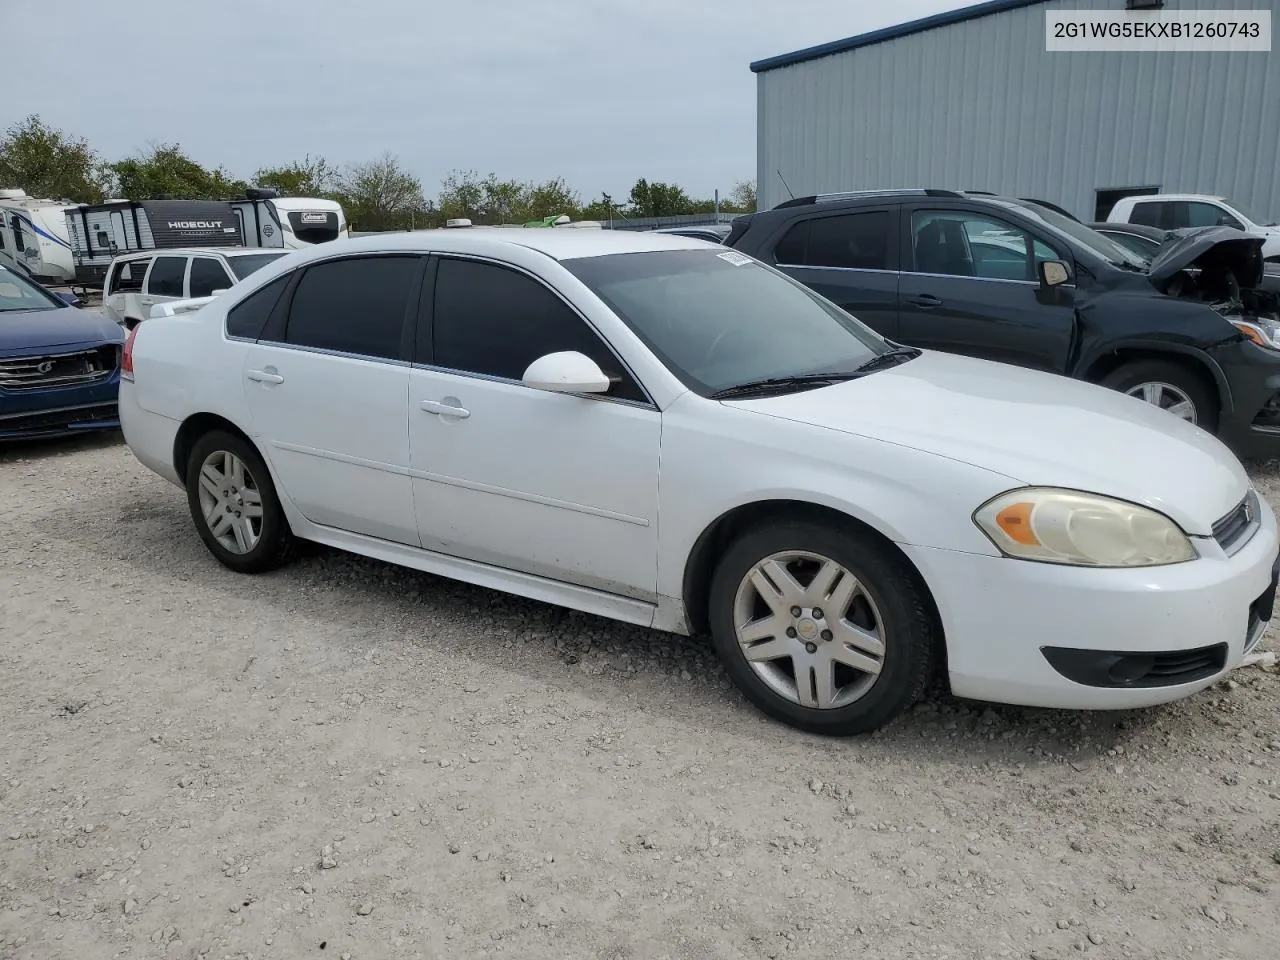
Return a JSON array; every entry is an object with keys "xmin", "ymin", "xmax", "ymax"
[
  {"xmin": 999, "ymin": 199, "xmax": 1149, "ymax": 269},
  {"xmin": 562, "ymin": 249, "xmax": 889, "ymax": 396},
  {"xmin": 227, "ymin": 252, "xmax": 289, "ymax": 280},
  {"xmin": 0, "ymin": 265, "xmax": 61, "ymax": 312}
]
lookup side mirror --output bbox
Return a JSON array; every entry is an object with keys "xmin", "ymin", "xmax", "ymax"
[
  {"xmin": 521, "ymin": 351, "xmax": 611, "ymax": 394},
  {"xmin": 211, "ymin": 288, "xmax": 229, "ymax": 296},
  {"xmin": 1038, "ymin": 259, "xmax": 1070, "ymax": 288},
  {"xmin": 55, "ymin": 291, "xmax": 82, "ymax": 307}
]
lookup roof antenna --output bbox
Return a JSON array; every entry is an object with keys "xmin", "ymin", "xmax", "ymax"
[{"xmin": 777, "ymin": 170, "xmax": 795, "ymax": 200}]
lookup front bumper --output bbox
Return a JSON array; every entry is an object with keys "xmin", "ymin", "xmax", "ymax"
[
  {"xmin": 903, "ymin": 497, "xmax": 1279, "ymax": 710},
  {"xmin": 0, "ymin": 400, "xmax": 119, "ymax": 440},
  {"xmin": 1215, "ymin": 339, "xmax": 1280, "ymax": 459}
]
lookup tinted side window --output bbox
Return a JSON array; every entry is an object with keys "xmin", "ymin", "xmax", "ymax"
[
  {"xmin": 283, "ymin": 256, "xmax": 419, "ymax": 360},
  {"xmin": 772, "ymin": 214, "xmax": 890, "ymax": 270},
  {"xmin": 805, "ymin": 213, "xmax": 890, "ymax": 269},
  {"xmin": 1184, "ymin": 201, "xmax": 1240, "ymax": 229},
  {"xmin": 189, "ymin": 257, "xmax": 233, "ymax": 298},
  {"xmin": 773, "ymin": 221, "xmax": 809, "ymax": 264},
  {"xmin": 1128, "ymin": 201, "xmax": 1168, "ymax": 228},
  {"xmin": 430, "ymin": 257, "xmax": 646, "ymax": 403},
  {"xmin": 110, "ymin": 258, "xmax": 150, "ymax": 294},
  {"xmin": 146, "ymin": 256, "xmax": 187, "ymax": 297},
  {"xmin": 227, "ymin": 274, "xmax": 290, "ymax": 340}
]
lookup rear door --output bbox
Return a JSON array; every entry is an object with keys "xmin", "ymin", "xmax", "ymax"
[
  {"xmin": 105, "ymin": 256, "xmax": 152, "ymax": 325},
  {"xmin": 768, "ymin": 207, "xmax": 901, "ymax": 339},
  {"xmin": 240, "ymin": 253, "xmax": 423, "ymax": 545},
  {"xmin": 138, "ymin": 255, "xmax": 186, "ymax": 321},
  {"xmin": 896, "ymin": 205, "xmax": 1077, "ymax": 373}
]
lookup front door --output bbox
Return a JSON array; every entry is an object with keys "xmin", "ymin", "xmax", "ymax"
[
  {"xmin": 241, "ymin": 253, "xmax": 423, "ymax": 546},
  {"xmin": 897, "ymin": 207, "xmax": 1077, "ymax": 373},
  {"xmin": 408, "ymin": 255, "xmax": 661, "ymax": 600}
]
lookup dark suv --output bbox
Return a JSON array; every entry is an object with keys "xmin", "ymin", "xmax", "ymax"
[{"xmin": 726, "ymin": 189, "xmax": 1280, "ymax": 458}]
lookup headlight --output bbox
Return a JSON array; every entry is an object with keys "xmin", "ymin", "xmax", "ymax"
[
  {"xmin": 1233, "ymin": 318, "xmax": 1280, "ymax": 350},
  {"xmin": 973, "ymin": 488, "xmax": 1195, "ymax": 567}
]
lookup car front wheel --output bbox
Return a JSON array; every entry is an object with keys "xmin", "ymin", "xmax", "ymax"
[
  {"xmin": 185, "ymin": 430, "xmax": 296, "ymax": 574},
  {"xmin": 1099, "ymin": 359, "xmax": 1218, "ymax": 431},
  {"xmin": 708, "ymin": 518, "xmax": 938, "ymax": 735}
]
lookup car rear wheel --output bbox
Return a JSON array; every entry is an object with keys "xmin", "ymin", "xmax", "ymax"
[
  {"xmin": 185, "ymin": 430, "xmax": 296, "ymax": 574},
  {"xmin": 707, "ymin": 518, "xmax": 938, "ymax": 736},
  {"xmin": 1099, "ymin": 360, "xmax": 1219, "ymax": 431}
]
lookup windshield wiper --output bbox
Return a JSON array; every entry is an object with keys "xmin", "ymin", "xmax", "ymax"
[
  {"xmin": 711, "ymin": 348, "xmax": 921, "ymax": 399},
  {"xmin": 710, "ymin": 372, "xmax": 865, "ymax": 399},
  {"xmin": 850, "ymin": 345, "xmax": 922, "ymax": 373}
]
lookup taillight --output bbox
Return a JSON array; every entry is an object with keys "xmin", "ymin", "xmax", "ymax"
[{"xmin": 121, "ymin": 325, "xmax": 138, "ymax": 381}]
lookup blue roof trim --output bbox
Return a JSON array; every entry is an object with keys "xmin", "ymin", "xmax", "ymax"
[{"xmin": 749, "ymin": 0, "xmax": 1047, "ymax": 73}]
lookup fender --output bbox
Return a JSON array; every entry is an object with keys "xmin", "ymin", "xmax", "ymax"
[{"xmin": 1073, "ymin": 336, "xmax": 1236, "ymax": 415}]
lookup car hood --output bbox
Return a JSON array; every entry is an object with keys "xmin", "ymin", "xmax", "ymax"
[
  {"xmin": 726, "ymin": 351, "xmax": 1248, "ymax": 537},
  {"xmin": 0, "ymin": 305, "xmax": 122, "ymax": 352},
  {"xmin": 1147, "ymin": 226, "xmax": 1266, "ymax": 289}
]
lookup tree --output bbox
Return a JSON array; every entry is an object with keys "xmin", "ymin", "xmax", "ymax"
[
  {"xmin": 436, "ymin": 171, "xmax": 582, "ymax": 225},
  {"xmin": 521, "ymin": 177, "xmax": 581, "ymax": 222},
  {"xmin": 252, "ymin": 155, "xmax": 335, "ymax": 197},
  {"xmin": 436, "ymin": 169, "xmax": 488, "ymax": 222},
  {"xmin": 334, "ymin": 152, "xmax": 425, "ymax": 231},
  {"xmin": 728, "ymin": 179, "xmax": 756, "ymax": 213},
  {"xmin": 0, "ymin": 114, "xmax": 109, "ymax": 202},
  {"xmin": 627, "ymin": 178, "xmax": 695, "ymax": 218},
  {"xmin": 581, "ymin": 192, "xmax": 626, "ymax": 223},
  {"xmin": 109, "ymin": 143, "xmax": 246, "ymax": 200}
]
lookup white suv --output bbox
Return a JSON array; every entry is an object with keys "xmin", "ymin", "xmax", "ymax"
[
  {"xmin": 1107, "ymin": 194, "xmax": 1280, "ymax": 261},
  {"xmin": 103, "ymin": 248, "xmax": 291, "ymax": 328}
]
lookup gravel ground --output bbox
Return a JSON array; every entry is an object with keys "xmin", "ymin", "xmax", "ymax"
[{"xmin": 2, "ymin": 434, "xmax": 1279, "ymax": 960}]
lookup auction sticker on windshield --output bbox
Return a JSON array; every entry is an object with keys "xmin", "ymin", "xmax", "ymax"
[{"xmin": 717, "ymin": 251, "xmax": 753, "ymax": 267}]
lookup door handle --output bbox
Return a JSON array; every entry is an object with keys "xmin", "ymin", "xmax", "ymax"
[
  {"xmin": 419, "ymin": 399, "xmax": 471, "ymax": 419},
  {"xmin": 905, "ymin": 294, "xmax": 943, "ymax": 309},
  {"xmin": 247, "ymin": 369, "xmax": 285, "ymax": 385}
]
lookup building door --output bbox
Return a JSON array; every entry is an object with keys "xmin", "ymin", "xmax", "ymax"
[{"xmin": 1095, "ymin": 186, "xmax": 1159, "ymax": 221}]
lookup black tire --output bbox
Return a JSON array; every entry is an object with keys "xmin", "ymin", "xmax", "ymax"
[
  {"xmin": 707, "ymin": 518, "xmax": 938, "ymax": 736},
  {"xmin": 1099, "ymin": 359, "xmax": 1219, "ymax": 432},
  {"xmin": 185, "ymin": 429, "xmax": 296, "ymax": 574}
]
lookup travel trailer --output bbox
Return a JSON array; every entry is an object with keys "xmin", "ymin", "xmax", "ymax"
[
  {"xmin": 0, "ymin": 189, "xmax": 76, "ymax": 283},
  {"xmin": 233, "ymin": 188, "xmax": 346, "ymax": 247},
  {"xmin": 64, "ymin": 189, "xmax": 347, "ymax": 287}
]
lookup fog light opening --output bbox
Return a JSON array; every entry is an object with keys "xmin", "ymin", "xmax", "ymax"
[{"xmin": 1107, "ymin": 655, "xmax": 1156, "ymax": 684}]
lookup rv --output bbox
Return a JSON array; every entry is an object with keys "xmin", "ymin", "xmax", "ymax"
[
  {"xmin": 64, "ymin": 189, "xmax": 347, "ymax": 287},
  {"xmin": 233, "ymin": 188, "xmax": 346, "ymax": 247},
  {"xmin": 0, "ymin": 189, "xmax": 77, "ymax": 283},
  {"xmin": 65, "ymin": 199, "xmax": 243, "ymax": 287}
]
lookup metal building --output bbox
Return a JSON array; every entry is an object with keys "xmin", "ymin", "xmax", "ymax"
[{"xmin": 752, "ymin": 0, "xmax": 1280, "ymax": 221}]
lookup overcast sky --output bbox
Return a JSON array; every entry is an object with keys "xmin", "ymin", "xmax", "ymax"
[{"xmin": 3, "ymin": 0, "xmax": 977, "ymax": 201}]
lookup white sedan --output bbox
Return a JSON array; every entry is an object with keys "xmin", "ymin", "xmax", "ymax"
[{"xmin": 118, "ymin": 228, "xmax": 1279, "ymax": 735}]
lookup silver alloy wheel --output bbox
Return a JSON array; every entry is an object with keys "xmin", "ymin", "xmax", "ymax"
[
  {"xmin": 732, "ymin": 550, "xmax": 886, "ymax": 710},
  {"xmin": 196, "ymin": 450, "xmax": 264, "ymax": 555},
  {"xmin": 1126, "ymin": 381, "xmax": 1198, "ymax": 423}
]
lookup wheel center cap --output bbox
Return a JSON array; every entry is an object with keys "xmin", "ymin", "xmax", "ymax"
[{"xmin": 795, "ymin": 618, "xmax": 820, "ymax": 641}]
